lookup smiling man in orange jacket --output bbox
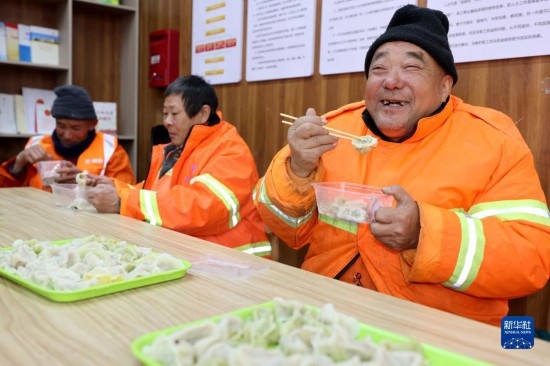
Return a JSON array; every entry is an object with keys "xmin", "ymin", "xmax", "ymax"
[{"xmin": 255, "ymin": 5, "xmax": 550, "ymax": 325}]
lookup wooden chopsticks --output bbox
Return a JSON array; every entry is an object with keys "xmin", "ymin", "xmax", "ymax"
[{"xmin": 280, "ymin": 113, "xmax": 361, "ymax": 141}]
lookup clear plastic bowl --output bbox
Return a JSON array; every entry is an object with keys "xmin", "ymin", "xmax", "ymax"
[
  {"xmin": 312, "ymin": 182, "xmax": 394, "ymax": 223},
  {"xmin": 36, "ymin": 160, "xmax": 68, "ymax": 186},
  {"xmin": 50, "ymin": 183, "xmax": 95, "ymax": 211}
]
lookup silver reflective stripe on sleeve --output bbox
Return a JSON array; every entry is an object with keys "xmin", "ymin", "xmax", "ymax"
[
  {"xmin": 443, "ymin": 199, "xmax": 550, "ymax": 291},
  {"xmin": 257, "ymin": 178, "xmax": 314, "ymax": 228},
  {"xmin": 318, "ymin": 214, "xmax": 358, "ymax": 235},
  {"xmin": 139, "ymin": 189, "xmax": 162, "ymax": 226},
  {"xmin": 469, "ymin": 199, "xmax": 550, "ymax": 226},
  {"xmin": 443, "ymin": 210, "xmax": 485, "ymax": 291},
  {"xmin": 190, "ymin": 173, "xmax": 241, "ymax": 229},
  {"xmin": 235, "ymin": 241, "xmax": 272, "ymax": 257}
]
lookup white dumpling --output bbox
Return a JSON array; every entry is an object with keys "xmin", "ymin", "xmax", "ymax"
[
  {"xmin": 31, "ymin": 270, "xmax": 52, "ymax": 288},
  {"xmin": 142, "ymin": 335, "xmax": 180, "ymax": 366},
  {"xmin": 228, "ymin": 345, "xmax": 284, "ymax": 366},
  {"xmin": 50, "ymin": 267, "xmax": 82, "ymax": 291},
  {"xmin": 279, "ymin": 325, "xmax": 324, "ymax": 355},
  {"xmin": 9, "ymin": 244, "xmax": 37, "ymax": 268},
  {"xmin": 172, "ymin": 322, "xmax": 219, "ymax": 346},
  {"xmin": 155, "ymin": 253, "xmax": 183, "ymax": 272},
  {"xmin": 218, "ymin": 315, "xmax": 244, "ymax": 342},
  {"xmin": 196, "ymin": 342, "xmax": 232, "ymax": 366},
  {"xmin": 57, "ymin": 248, "xmax": 80, "ymax": 268}
]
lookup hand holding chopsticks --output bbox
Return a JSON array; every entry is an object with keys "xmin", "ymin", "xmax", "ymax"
[
  {"xmin": 280, "ymin": 113, "xmax": 361, "ymax": 141},
  {"xmin": 280, "ymin": 112, "xmax": 378, "ymax": 155}
]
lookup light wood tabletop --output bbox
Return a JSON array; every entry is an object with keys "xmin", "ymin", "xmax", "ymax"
[{"xmin": 0, "ymin": 187, "xmax": 548, "ymax": 365}]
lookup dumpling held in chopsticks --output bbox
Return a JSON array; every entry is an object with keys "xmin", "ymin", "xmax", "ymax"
[{"xmin": 352, "ymin": 135, "xmax": 378, "ymax": 154}]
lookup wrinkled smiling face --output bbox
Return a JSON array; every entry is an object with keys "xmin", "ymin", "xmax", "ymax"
[{"xmin": 365, "ymin": 42, "xmax": 452, "ymax": 142}]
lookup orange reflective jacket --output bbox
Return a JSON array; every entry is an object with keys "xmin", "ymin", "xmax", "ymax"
[
  {"xmin": 255, "ymin": 96, "xmax": 550, "ymax": 325},
  {"xmin": 117, "ymin": 120, "xmax": 270, "ymax": 257},
  {"xmin": 0, "ymin": 132, "xmax": 135, "ymax": 189}
]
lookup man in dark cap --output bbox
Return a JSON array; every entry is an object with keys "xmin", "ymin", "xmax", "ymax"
[
  {"xmin": 256, "ymin": 5, "xmax": 550, "ymax": 325},
  {"xmin": 0, "ymin": 85, "xmax": 135, "ymax": 189}
]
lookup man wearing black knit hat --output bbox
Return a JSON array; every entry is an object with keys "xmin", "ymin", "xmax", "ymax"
[
  {"xmin": 257, "ymin": 4, "xmax": 550, "ymax": 326},
  {"xmin": 0, "ymin": 85, "xmax": 135, "ymax": 189}
]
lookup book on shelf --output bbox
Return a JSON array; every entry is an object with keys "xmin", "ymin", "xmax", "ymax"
[
  {"xmin": 14, "ymin": 94, "xmax": 27, "ymax": 134},
  {"xmin": 6, "ymin": 22, "xmax": 19, "ymax": 61},
  {"xmin": 22, "ymin": 87, "xmax": 56, "ymax": 134},
  {"xmin": 0, "ymin": 93, "xmax": 17, "ymax": 134},
  {"xmin": 0, "ymin": 22, "xmax": 7, "ymax": 61},
  {"xmin": 18, "ymin": 24, "xmax": 31, "ymax": 62},
  {"xmin": 93, "ymin": 102, "xmax": 117, "ymax": 135},
  {"xmin": 29, "ymin": 25, "xmax": 59, "ymax": 65}
]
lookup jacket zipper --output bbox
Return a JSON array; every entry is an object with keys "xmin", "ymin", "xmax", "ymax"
[{"xmin": 333, "ymin": 253, "xmax": 360, "ymax": 280}]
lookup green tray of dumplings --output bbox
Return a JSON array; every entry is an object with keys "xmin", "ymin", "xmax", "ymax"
[
  {"xmin": 131, "ymin": 301, "xmax": 491, "ymax": 366},
  {"xmin": 0, "ymin": 239, "xmax": 192, "ymax": 302}
]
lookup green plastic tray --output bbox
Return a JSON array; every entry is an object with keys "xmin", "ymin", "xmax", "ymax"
[
  {"xmin": 131, "ymin": 301, "xmax": 491, "ymax": 366},
  {"xmin": 0, "ymin": 241, "xmax": 192, "ymax": 302}
]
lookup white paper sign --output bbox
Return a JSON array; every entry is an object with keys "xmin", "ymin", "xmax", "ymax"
[
  {"xmin": 192, "ymin": 0, "xmax": 244, "ymax": 85},
  {"xmin": 246, "ymin": 0, "xmax": 316, "ymax": 82},
  {"xmin": 35, "ymin": 103, "xmax": 56, "ymax": 134},
  {"xmin": 93, "ymin": 102, "xmax": 117, "ymax": 135},
  {"xmin": 427, "ymin": 0, "xmax": 550, "ymax": 63},
  {"xmin": 319, "ymin": 0, "xmax": 414, "ymax": 75},
  {"xmin": 22, "ymin": 87, "xmax": 56, "ymax": 134}
]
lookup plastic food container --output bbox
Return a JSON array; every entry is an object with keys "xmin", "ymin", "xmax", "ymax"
[
  {"xmin": 36, "ymin": 160, "xmax": 68, "ymax": 186},
  {"xmin": 50, "ymin": 183, "xmax": 95, "ymax": 211},
  {"xmin": 312, "ymin": 182, "xmax": 394, "ymax": 223}
]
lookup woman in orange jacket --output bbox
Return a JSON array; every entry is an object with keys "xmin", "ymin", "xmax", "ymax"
[
  {"xmin": 255, "ymin": 5, "xmax": 550, "ymax": 325},
  {"xmin": 0, "ymin": 85, "xmax": 135, "ymax": 189},
  {"xmin": 86, "ymin": 75, "xmax": 270, "ymax": 257}
]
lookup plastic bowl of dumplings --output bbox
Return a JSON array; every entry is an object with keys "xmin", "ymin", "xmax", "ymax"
[
  {"xmin": 312, "ymin": 182, "xmax": 395, "ymax": 223},
  {"xmin": 36, "ymin": 160, "xmax": 68, "ymax": 186},
  {"xmin": 50, "ymin": 183, "xmax": 95, "ymax": 211}
]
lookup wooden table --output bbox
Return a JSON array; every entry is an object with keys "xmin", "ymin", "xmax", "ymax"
[{"xmin": 0, "ymin": 187, "xmax": 548, "ymax": 365}]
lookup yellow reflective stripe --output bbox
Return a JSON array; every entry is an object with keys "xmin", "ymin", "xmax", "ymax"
[
  {"xmin": 469, "ymin": 199, "xmax": 550, "ymax": 227},
  {"xmin": 139, "ymin": 190, "xmax": 162, "ymax": 226},
  {"xmin": 257, "ymin": 178, "xmax": 313, "ymax": 228},
  {"xmin": 234, "ymin": 241, "xmax": 272, "ymax": 257},
  {"xmin": 191, "ymin": 174, "xmax": 240, "ymax": 229},
  {"xmin": 318, "ymin": 214, "xmax": 358, "ymax": 235},
  {"xmin": 444, "ymin": 210, "xmax": 485, "ymax": 291}
]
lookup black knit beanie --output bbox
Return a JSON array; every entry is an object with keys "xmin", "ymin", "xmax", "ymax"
[
  {"xmin": 364, "ymin": 4, "xmax": 458, "ymax": 85},
  {"xmin": 51, "ymin": 85, "xmax": 98, "ymax": 120}
]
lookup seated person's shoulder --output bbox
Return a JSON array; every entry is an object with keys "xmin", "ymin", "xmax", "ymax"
[
  {"xmin": 323, "ymin": 101, "xmax": 366, "ymax": 120},
  {"xmin": 455, "ymin": 102, "xmax": 523, "ymax": 141}
]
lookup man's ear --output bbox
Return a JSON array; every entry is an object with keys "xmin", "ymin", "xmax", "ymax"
[
  {"xmin": 199, "ymin": 105, "xmax": 211, "ymax": 124},
  {"xmin": 440, "ymin": 75, "xmax": 453, "ymax": 103},
  {"xmin": 89, "ymin": 120, "xmax": 99, "ymax": 131}
]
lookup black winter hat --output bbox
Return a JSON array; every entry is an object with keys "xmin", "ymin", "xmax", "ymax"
[
  {"xmin": 51, "ymin": 85, "xmax": 97, "ymax": 120},
  {"xmin": 364, "ymin": 4, "xmax": 458, "ymax": 85}
]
